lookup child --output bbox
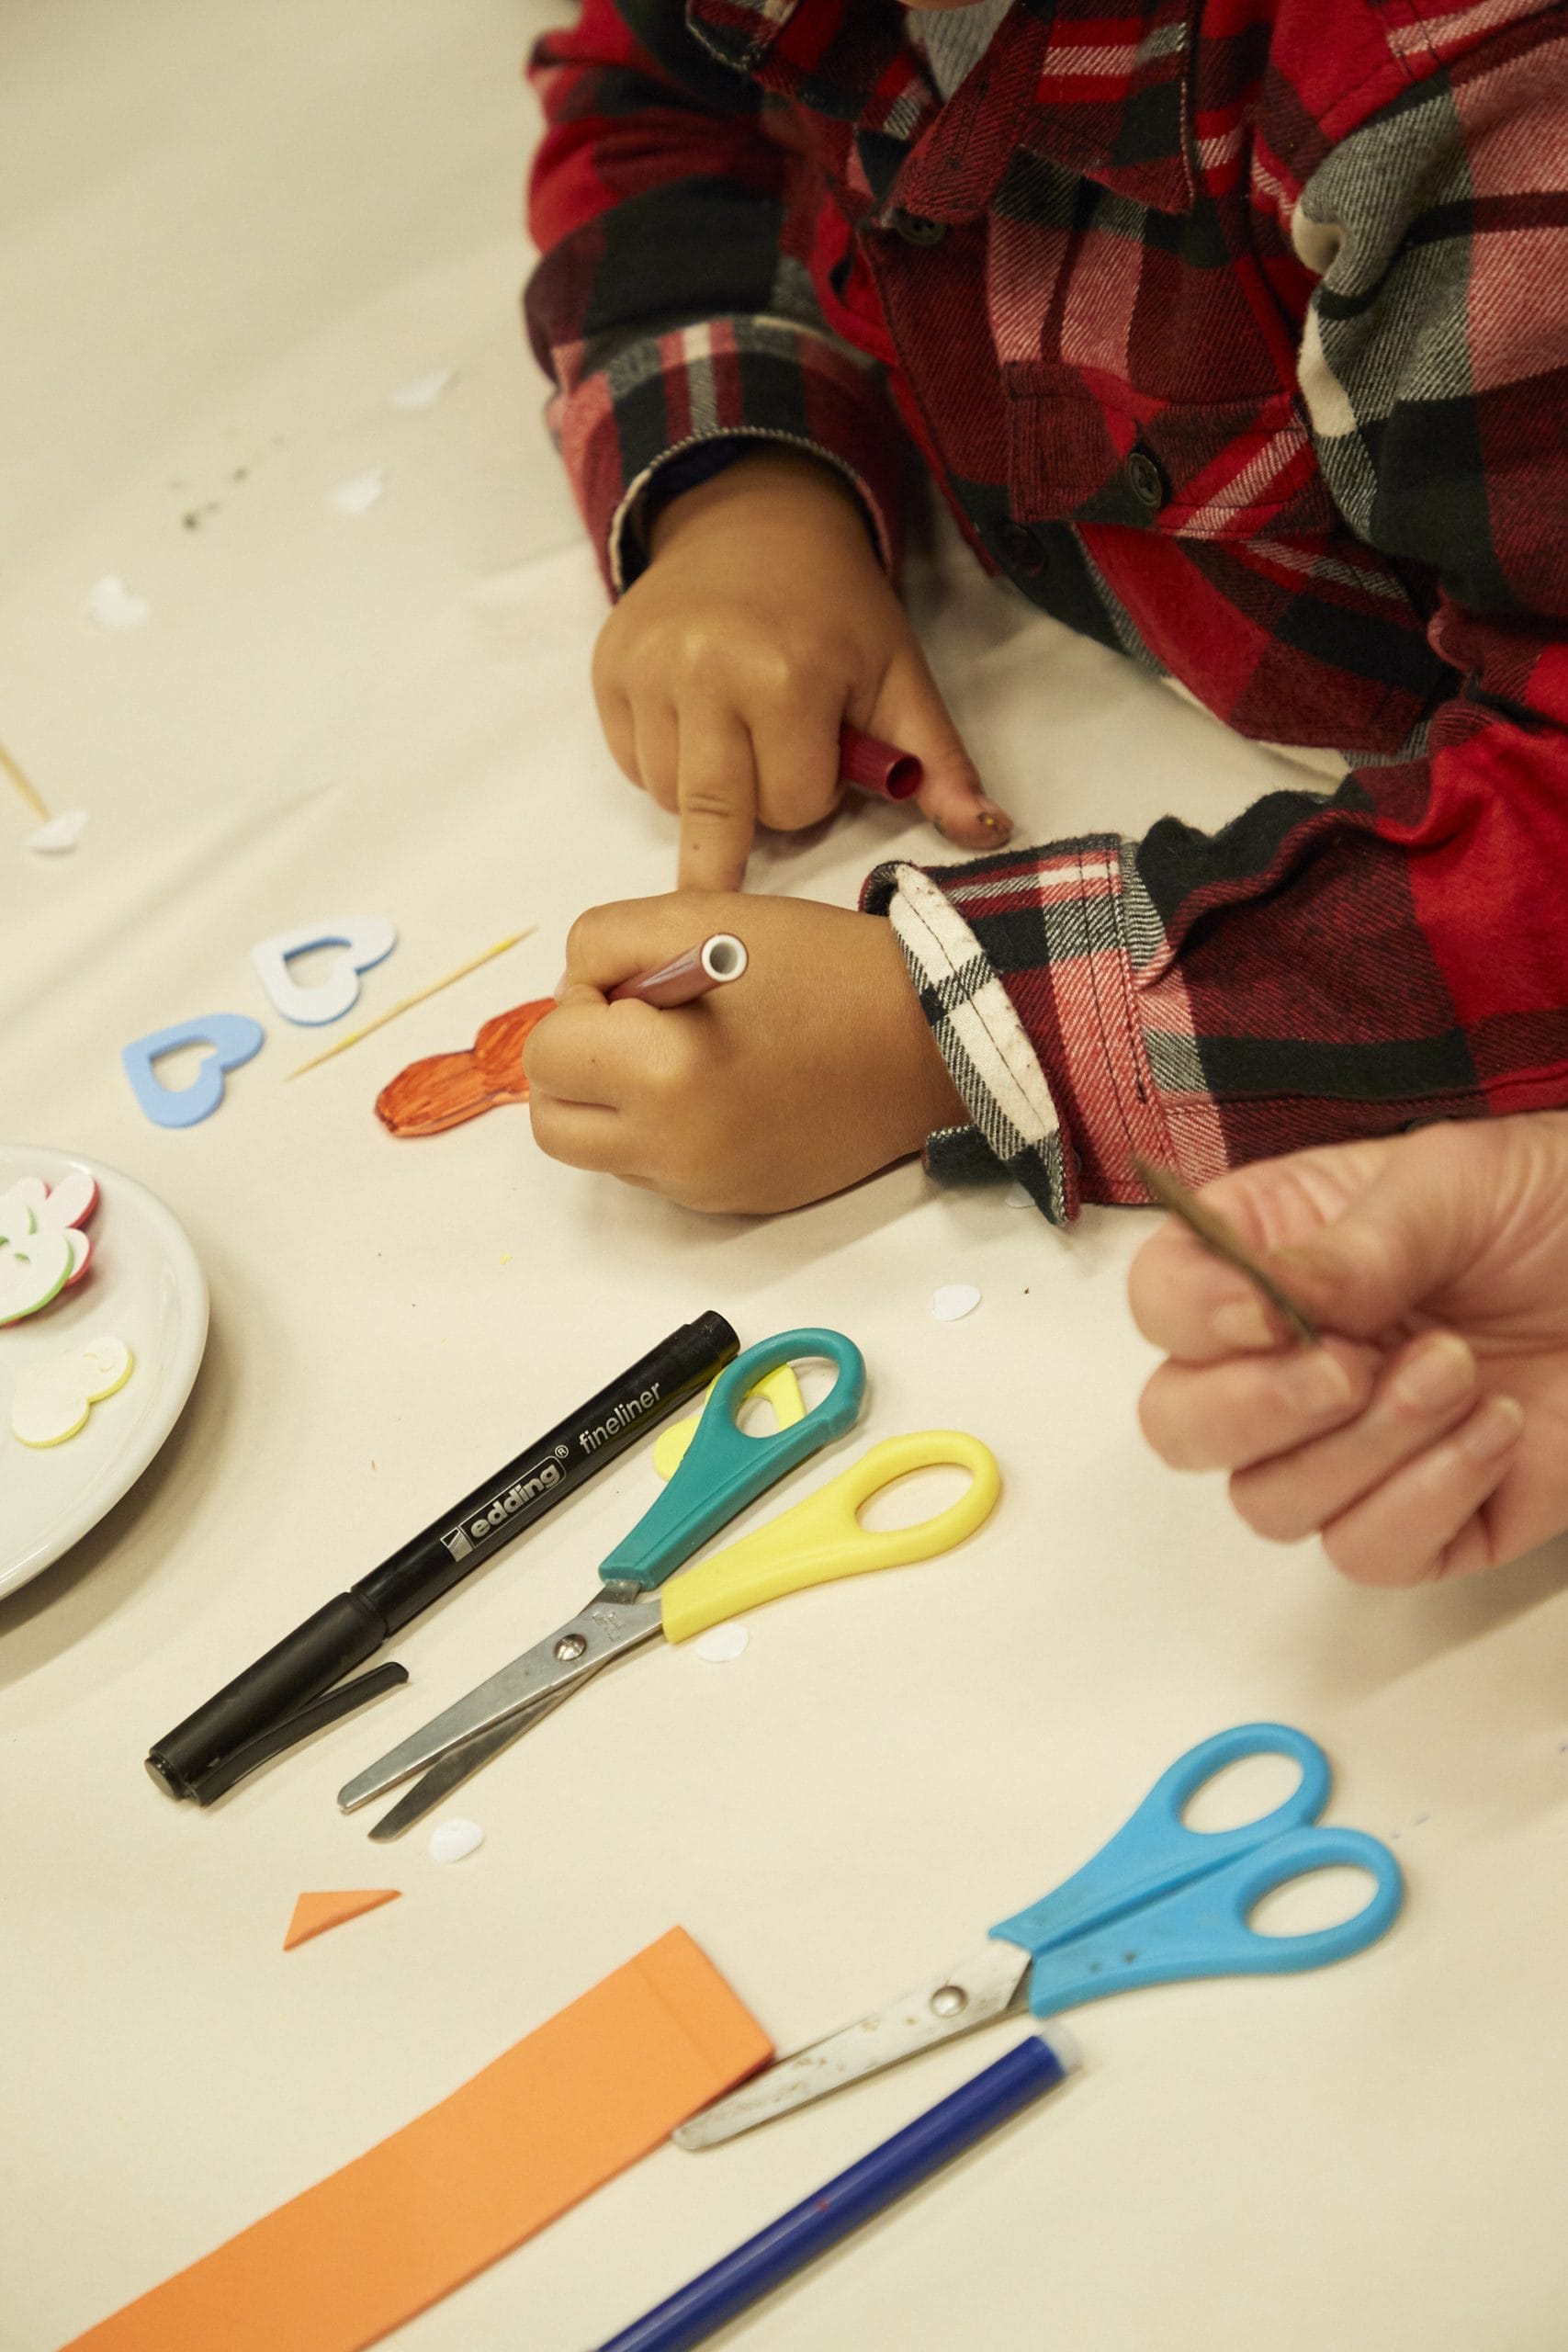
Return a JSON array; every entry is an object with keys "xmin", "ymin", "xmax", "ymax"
[
  {"xmin": 1128, "ymin": 1108, "xmax": 1568, "ymax": 1585},
  {"xmin": 522, "ymin": 0, "xmax": 1568, "ymax": 1220}
]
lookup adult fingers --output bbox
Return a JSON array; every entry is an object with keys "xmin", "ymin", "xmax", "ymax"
[
  {"xmin": 874, "ymin": 646, "xmax": 1011, "ymax": 852},
  {"xmin": 1314, "ymin": 1394, "xmax": 1525, "ymax": 1586},
  {"xmin": 1225, "ymin": 1329, "xmax": 1483, "ymax": 1538},
  {"xmin": 677, "ymin": 707, "xmax": 758, "ymax": 892},
  {"xmin": 1137, "ymin": 1335, "xmax": 1378, "ymax": 1473}
]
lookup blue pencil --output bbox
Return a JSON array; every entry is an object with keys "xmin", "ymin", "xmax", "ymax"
[{"xmin": 593, "ymin": 2035, "xmax": 1074, "ymax": 2352}]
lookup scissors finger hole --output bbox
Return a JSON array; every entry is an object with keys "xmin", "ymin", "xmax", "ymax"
[
  {"xmin": 1181, "ymin": 1751, "xmax": 1304, "ymax": 1833},
  {"xmin": 1247, "ymin": 1863, "xmax": 1383, "ymax": 1938},
  {"xmin": 855, "ymin": 1461, "xmax": 972, "ymax": 1532}
]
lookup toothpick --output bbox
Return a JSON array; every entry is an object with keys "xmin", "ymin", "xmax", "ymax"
[
  {"xmin": 0, "ymin": 738, "xmax": 50, "ymax": 824},
  {"xmin": 1131, "ymin": 1152, "xmax": 1320, "ymax": 1346},
  {"xmin": 287, "ymin": 929, "xmax": 537, "ymax": 1078}
]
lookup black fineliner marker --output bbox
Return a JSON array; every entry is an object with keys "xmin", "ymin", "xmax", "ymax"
[{"xmin": 146, "ymin": 1310, "xmax": 739, "ymax": 1804}]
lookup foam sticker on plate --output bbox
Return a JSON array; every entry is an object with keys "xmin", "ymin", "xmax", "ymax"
[
  {"xmin": 11, "ymin": 1336, "xmax": 134, "ymax": 1446},
  {"xmin": 0, "ymin": 1200, "xmax": 72, "ymax": 1326}
]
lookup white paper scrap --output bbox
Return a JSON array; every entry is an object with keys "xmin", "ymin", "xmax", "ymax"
[
  {"xmin": 332, "ymin": 469, "xmax": 388, "ymax": 516},
  {"xmin": 390, "ymin": 370, "xmax": 455, "ymax": 411},
  {"xmin": 694, "ymin": 1623, "xmax": 749, "ymax": 1665},
  {"xmin": 428, "ymin": 1817, "xmax": 484, "ymax": 1864},
  {"xmin": 85, "ymin": 576, "xmax": 150, "ymax": 629},
  {"xmin": 25, "ymin": 809, "xmax": 88, "ymax": 854},
  {"xmin": 931, "ymin": 1283, "xmax": 982, "ymax": 1323}
]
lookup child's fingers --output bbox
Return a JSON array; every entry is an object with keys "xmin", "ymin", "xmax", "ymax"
[
  {"xmin": 632, "ymin": 702, "xmax": 681, "ymax": 815},
  {"xmin": 751, "ymin": 685, "xmax": 846, "ymax": 834},
  {"xmin": 1226, "ymin": 1329, "xmax": 1483, "ymax": 1541},
  {"xmin": 527, "ymin": 1092, "xmax": 641, "ymax": 1177},
  {"xmin": 1137, "ymin": 1336, "xmax": 1377, "ymax": 1473},
  {"xmin": 676, "ymin": 707, "xmax": 758, "ymax": 892},
  {"xmin": 874, "ymin": 649, "xmax": 1011, "ymax": 849},
  {"xmin": 1313, "ymin": 1395, "xmax": 1525, "ymax": 1586},
  {"xmin": 595, "ymin": 683, "xmax": 640, "ymax": 788},
  {"xmin": 523, "ymin": 995, "xmax": 650, "ymax": 1110}
]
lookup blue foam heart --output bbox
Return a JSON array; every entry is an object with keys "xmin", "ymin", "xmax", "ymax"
[{"xmin": 121, "ymin": 1013, "xmax": 266, "ymax": 1128}]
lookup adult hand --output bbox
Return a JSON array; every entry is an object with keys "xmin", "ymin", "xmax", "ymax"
[{"xmin": 1128, "ymin": 1114, "xmax": 1568, "ymax": 1583}]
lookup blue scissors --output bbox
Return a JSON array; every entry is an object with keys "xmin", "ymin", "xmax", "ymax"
[
  {"xmin": 677, "ymin": 1723, "xmax": 1404, "ymax": 2146},
  {"xmin": 340, "ymin": 1328, "xmax": 866, "ymax": 1834}
]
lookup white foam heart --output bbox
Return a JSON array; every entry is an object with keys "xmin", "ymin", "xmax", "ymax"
[
  {"xmin": 25, "ymin": 808, "xmax": 88, "ymax": 854},
  {"xmin": 85, "ymin": 575, "xmax": 151, "ymax": 629}
]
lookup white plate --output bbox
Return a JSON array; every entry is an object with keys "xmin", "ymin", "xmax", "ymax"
[{"xmin": 0, "ymin": 1145, "xmax": 208, "ymax": 1597}]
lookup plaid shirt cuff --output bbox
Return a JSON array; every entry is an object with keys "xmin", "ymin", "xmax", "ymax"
[
  {"xmin": 862, "ymin": 860, "xmax": 1078, "ymax": 1224},
  {"xmin": 866, "ymin": 840, "xmax": 1204, "ymax": 1224},
  {"xmin": 547, "ymin": 316, "xmax": 901, "ymax": 595}
]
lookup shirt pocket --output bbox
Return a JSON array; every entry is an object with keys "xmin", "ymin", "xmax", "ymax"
[{"xmin": 1003, "ymin": 365, "xmax": 1339, "ymax": 543}]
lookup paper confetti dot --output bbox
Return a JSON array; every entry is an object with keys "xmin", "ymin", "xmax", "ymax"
[
  {"xmin": 1003, "ymin": 1183, "xmax": 1032, "ymax": 1209},
  {"xmin": 25, "ymin": 809, "xmax": 88, "ymax": 854},
  {"xmin": 931, "ymin": 1283, "xmax": 981, "ymax": 1323},
  {"xmin": 428, "ymin": 1817, "xmax": 483, "ymax": 1864},
  {"xmin": 332, "ymin": 469, "xmax": 388, "ymax": 515},
  {"xmin": 694, "ymin": 1623, "xmax": 749, "ymax": 1665},
  {"xmin": 390, "ymin": 369, "xmax": 455, "ymax": 411},
  {"xmin": 85, "ymin": 575, "xmax": 150, "ymax": 629}
]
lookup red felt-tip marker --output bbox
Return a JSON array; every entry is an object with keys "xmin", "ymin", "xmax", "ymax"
[
  {"xmin": 838, "ymin": 726, "xmax": 923, "ymax": 802},
  {"xmin": 610, "ymin": 933, "xmax": 750, "ymax": 1010}
]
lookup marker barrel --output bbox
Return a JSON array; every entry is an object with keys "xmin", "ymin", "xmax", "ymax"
[
  {"xmin": 145, "ymin": 1311, "xmax": 739, "ymax": 1801},
  {"xmin": 838, "ymin": 726, "xmax": 923, "ymax": 802},
  {"xmin": 609, "ymin": 935, "xmax": 748, "ymax": 1010}
]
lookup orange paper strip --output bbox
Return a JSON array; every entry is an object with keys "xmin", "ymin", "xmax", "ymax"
[
  {"xmin": 64, "ymin": 1928, "xmax": 771, "ymax": 2352},
  {"xmin": 283, "ymin": 1890, "xmax": 401, "ymax": 1951}
]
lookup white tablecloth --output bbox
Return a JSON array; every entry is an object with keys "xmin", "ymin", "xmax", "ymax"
[{"xmin": 5, "ymin": 6, "xmax": 1566, "ymax": 2347}]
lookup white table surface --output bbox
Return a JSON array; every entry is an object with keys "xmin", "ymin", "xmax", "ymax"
[{"xmin": 5, "ymin": 6, "xmax": 1567, "ymax": 2347}]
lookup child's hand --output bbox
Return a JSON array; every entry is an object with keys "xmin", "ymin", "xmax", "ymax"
[
  {"xmin": 592, "ymin": 450, "xmax": 1012, "ymax": 890},
  {"xmin": 1128, "ymin": 1114, "xmax": 1568, "ymax": 1584},
  {"xmin": 525, "ymin": 891, "xmax": 966, "ymax": 1211}
]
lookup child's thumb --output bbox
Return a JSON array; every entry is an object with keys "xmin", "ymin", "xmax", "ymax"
[
  {"xmin": 875, "ymin": 655, "xmax": 1012, "ymax": 854},
  {"xmin": 1273, "ymin": 1136, "xmax": 1476, "ymax": 1341}
]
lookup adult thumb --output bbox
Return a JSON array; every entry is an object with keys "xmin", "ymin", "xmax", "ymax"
[
  {"xmin": 872, "ymin": 650, "xmax": 1013, "ymax": 854},
  {"xmin": 1272, "ymin": 1131, "xmax": 1480, "ymax": 1342}
]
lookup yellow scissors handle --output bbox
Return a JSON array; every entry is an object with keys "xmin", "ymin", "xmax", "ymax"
[{"xmin": 660, "ymin": 1430, "xmax": 1000, "ymax": 1644}]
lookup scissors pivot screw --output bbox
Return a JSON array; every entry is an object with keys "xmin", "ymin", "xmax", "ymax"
[
  {"xmin": 553, "ymin": 1633, "xmax": 588, "ymax": 1663},
  {"xmin": 929, "ymin": 1985, "xmax": 968, "ymax": 2018}
]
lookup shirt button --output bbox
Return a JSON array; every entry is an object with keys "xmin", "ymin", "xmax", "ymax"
[
  {"xmin": 997, "ymin": 521, "xmax": 1044, "ymax": 571},
  {"xmin": 1124, "ymin": 446, "xmax": 1168, "ymax": 512},
  {"xmin": 891, "ymin": 209, "xmax": 947, "ymax": 246}
]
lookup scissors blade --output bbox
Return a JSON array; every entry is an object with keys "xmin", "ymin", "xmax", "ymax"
[
  {"xmin": 673, "ymin": 1941, "xmax": 1030, "ymax": 2150},
  {"xmin": 336, "ymin": 1587, "xmax": 661, "ymax": 1813},
  {"xmin": 364, "ymin": 1684, "xmax": 576, "ymax": 1841}
]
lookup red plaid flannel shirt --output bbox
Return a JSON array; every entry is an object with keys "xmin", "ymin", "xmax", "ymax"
[{"xmin": 525, "ymin": 0, "xmax": 1568, "ymax": 1223}]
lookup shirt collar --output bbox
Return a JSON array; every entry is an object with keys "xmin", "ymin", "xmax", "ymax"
[{"xmin": 687, "ymin": 0, "xmax": 1198, "ymax": 216}]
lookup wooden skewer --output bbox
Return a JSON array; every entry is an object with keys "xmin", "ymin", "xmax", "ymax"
[
  {"xmin": 1131, "ymin": 1152, "xmax": 1320, "ymax": 1346},
  {"xmin": 0, "ymin": 738, "xmax": 50, "ymax": 823},
  {"xmin": 287, "ymin": 929, "xmax": 537, "ymax": 1079}
]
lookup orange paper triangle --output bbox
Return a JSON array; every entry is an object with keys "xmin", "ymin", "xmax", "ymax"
[{"xmin": 283, "ymin": 1888, "xmax": 400, "ymax": 1950}]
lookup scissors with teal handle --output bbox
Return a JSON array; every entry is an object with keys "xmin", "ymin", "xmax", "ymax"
[
  {"xmin": 339, "ymin": 1329, "xmax": 865, "ymax": 1830},
  {"xmin": 677, "ymin": 1723, "xmax": 1404, "ymax": 2147}
]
